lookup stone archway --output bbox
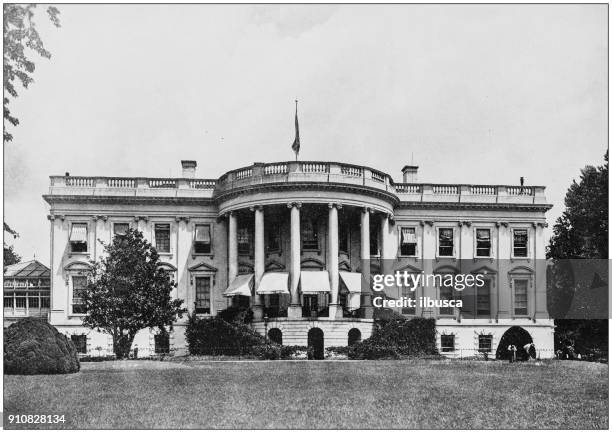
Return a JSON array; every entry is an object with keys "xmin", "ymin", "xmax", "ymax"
[
  {"xmin": 495, "ymin": 326, "xmax": 533, "ymax": 360},
  {"xmin": 348, "ymin": 328, "xmax": 362, "ymax": 346},
  {"xmin": 307, "ymin": 328, "xmax": 324, "ymax": 360},
  {"xmin": 268, "ymin": 328, "xmax": 282, "ymax": 345}
]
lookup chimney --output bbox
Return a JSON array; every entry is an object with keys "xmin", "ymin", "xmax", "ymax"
[
  {"xmin": 181, "ymin": 160, "xmax": 197, "ymax": 178},
  {"xmin": 401, "ymin": 165, "xmax": 418, "ymax": 183}
]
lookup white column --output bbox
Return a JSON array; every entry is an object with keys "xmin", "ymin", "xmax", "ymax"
[
  {"xmin": 252, "ymin": 206, "xmax": 265, "ymax": 320},
  {"xmin": 328, "ymin": 203, "xmax": 341, "ymax": 318},
  {"xmin": 380, "ymin": 213, "xmax": 396, "ymax": 299},
  {"xmin": 288, "ymin": 202, "xmax": 302, "ymax": 319},
  {"xmin": 228, "ymin": 212, "xmax": 238, "ymax": 283},
  {"xmin": 360, "ymin": 208, "xmax": 373, "ymax": 318}
]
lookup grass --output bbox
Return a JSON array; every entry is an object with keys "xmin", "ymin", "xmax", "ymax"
[{"xmin": 3, "ymin": 359, "xmax": 608, "ymax": 429}]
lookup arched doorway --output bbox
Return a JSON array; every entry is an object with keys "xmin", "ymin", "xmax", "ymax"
[
  {"xmin": 348, "ymin": 328, "xmax": 361, "ymax": 346},
  {"xmin": 307, "ymin": 328, "xmax": 324, "ymax": 360},
  {"xmin": 268, "ymin": 328, "xmax": 282, "ymax": 345},
  {"xmin": 495, "ymin": 326, "xmax": 534, "ymax": 360}
]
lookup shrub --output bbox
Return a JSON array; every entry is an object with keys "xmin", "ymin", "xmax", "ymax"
[
  {"xmin": 217, "ymin": 306, "xmax": 253, "ymax": 324},
  {"xmin": 4, "ymin": 318, "xmax": 80, "ymax": 375},
  {"xmin": 185, "ymin": 315, "xmax": 266, "ymax": 356},
  {"xmin": 325, "ymin": 346, "xmax": 350, "ymax": 359},
  {"xmin": 348, "ymin": 317, "xmax": 438, "ymax": 360}
]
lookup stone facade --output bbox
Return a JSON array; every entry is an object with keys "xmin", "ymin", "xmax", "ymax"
[{"xmin": 43, "ymin": 160, "xmax": 554, "ymax": 358}]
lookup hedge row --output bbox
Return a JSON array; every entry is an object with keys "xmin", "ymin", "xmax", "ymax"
[{"xmin": 348, "ymin": 317, "xmax": 438, "ymax": 359}]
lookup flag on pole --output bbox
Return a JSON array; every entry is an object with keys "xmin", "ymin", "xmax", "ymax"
[{"xmin": 292, "ymin": 100, "xmax": 300, "ymax": 160}]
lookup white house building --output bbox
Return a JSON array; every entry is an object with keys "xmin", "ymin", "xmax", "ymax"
[{"xmin": 43, "ymin": 160, "xmax": 554, "ymax": 358}]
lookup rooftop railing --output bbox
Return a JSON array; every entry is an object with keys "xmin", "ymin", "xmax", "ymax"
[{"xmin": 47, "ymin": 161, "xmax": 547, "ymax": 205}]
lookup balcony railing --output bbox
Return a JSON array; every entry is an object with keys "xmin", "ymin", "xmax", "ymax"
[{"xmin": 47, "ymin": 161, "xmax": 547, "ymax": 206}]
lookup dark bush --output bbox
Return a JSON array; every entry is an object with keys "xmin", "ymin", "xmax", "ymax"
[
  {"xmin": 217, "ymin": 306, "xmax": 253, "ymax": 324},
  {"xmin": 185, "ymin": 315, "xmax": 267, "ymax": 355},
  {"xmin": 4, "ymin": 318, "xmax": 80, "ymax": 375},
  {"xmin": 348, "ymin": 317, "xmax": 438, "ymax": 359}
]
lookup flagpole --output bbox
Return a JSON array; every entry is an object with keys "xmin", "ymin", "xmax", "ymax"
[{"xmin": 295, "ymin": 99, "xmax": 298, "ymax": 162}]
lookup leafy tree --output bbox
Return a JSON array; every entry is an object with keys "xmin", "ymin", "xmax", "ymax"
[
  {"xmin": 3, "ymin": 244, "xmax": 21, "ymax": 266},
  {"xmin": 4, "ymin": 4, "xmax": 60, "ymax": 143},
  {"xmin": 82, "ymin": 229, "xmax": 185, "ymax": 359},
  {"xmin": 547, "ymin": 151, "xmax": 608, "ymax": 359},
  {"xmin": 547, "ymin": 151, "xmax": 608, "ymax": 260},
  {"xmin": 3, "ymin": 221, "xmax": 20, "ymax": 266}
]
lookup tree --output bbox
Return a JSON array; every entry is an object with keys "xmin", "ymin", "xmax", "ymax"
[
  {"xmin": 82, "ymin": 229, "xmax": 186, "ymax": 359},
  {"xmin": 3, "ymin": 221, "xmax": 20, "ymax": 266},
  {"xmin": 547, "ymin": 151, "xmax": 608, "ymax": 260},
  {"xmin": 3, "ymin": 244, "xmax": 21, "ymax": 267},
  {"xmin": 547, "ymin": 151, "xmax": 608, "ymax": 359},
  {"xmin": 4, "ymin": 4, "xmax": 60, "ymax": 143}
]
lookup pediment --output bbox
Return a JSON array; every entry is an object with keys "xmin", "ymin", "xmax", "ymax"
[
  {"xmin": 433, "ymin": 265, "xmax": 460, "ymax": 275},
  {"xmin": 301, "ymin": 258, "xmax": 325, "ymax": 270},
  {"xmin": 339, "ymin": 259, "xmax": 351, "ymax": 272},
  {"xmin": 158, "ymin": 262, "xmax": 177, "ymax": 271},
  {"xmin": 394, "ymin": 263, "xmax": 423, "ymax": 274},
  {"xmin": 188, "ymin": 261, "xmax": 218, "ymax": 273},
  {"xmin": 470, "ymin": 265, "xmax": 497, "ymax": 275},
  {"xmin": 509, "ymin": 265, "xmax": 534, "ymax": 275},
  {"xmin": 63, "ymin": 261, "xmax": 92, "ymax": 272},
  {"xmin": 266, "ymin": 260, "xmax": 285, "ymax": 272}
]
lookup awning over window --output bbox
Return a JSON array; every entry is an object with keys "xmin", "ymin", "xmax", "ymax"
[
  {"xmin": 401, "ymin": 227, "xmax": 416, "ymax": 244},
  {"xmin": 195, "ymin": 225, "xmax": 211, "ymax": 243},
  {"xmin": 70, "ymin": 223, "xmax": 88, "ymax": 242},
  {"xmin": 300, "ymin": 271, "xmax": 330, "ymax": 293},
  {"xmin": 339, "ymin": 272, "xmax": 362, "ymax": 294},
  {"xmin": 256, "ymin": 272, "xmax": 289, "ymax": 295},
  {"xmin": 223, "ymin": 274, "xmax": 253, "ymax": 297}
]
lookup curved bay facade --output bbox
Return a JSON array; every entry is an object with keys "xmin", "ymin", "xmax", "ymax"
[{"xmin": 43, "ymin": 160, "xmax": 554, "ymax": 357}]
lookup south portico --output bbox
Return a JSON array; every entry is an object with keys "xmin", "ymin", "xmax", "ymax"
[{"xmin": 219, "ymin": 200, "xmax": 397, "ymax": 323}]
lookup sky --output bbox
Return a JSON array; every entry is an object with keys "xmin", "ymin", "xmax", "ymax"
[{"xmin": 3, "ymin": 4, "xmax": 608, "ymax": 265}]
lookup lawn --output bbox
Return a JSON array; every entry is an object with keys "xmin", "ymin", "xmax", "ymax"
[{"xmin": 3, "ymin": 359, "xmax": 608, "ymax": 429}]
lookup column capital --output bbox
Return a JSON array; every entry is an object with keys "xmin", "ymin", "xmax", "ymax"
[
  {"xmin": 361, "ymin": 206, "xmax": 372, "ymax": 214},
  {"xmin": 93, "ymin": 215, "xmax": 108, "ymax": 222},
  {"xmin": 175, "ymin": 216, "xmax": 191, "ymax": 223},
  {"xmin": 47, "ymin": 214, "xmax": 55, "ymax": 221},
  {"xmin": 459, "ymin": 220, "xmax": 471, "ymax": 227},
  {"xmin": 287, "ymin": 201, "xmax": 302, "ymax": 209},
  {"xmin": 249, "ymin": 205, "xmax": 264, "ymax": 212},
  {"xmin": 327, "ymin": 202, "xmax": 343, "ymax": 210},
  {"xmin": 536, "ymin": 222, "xmax": 548, "ymax": 228},
  {"xmin": 134, "ymin": 215, "xmax": 148, "ymax": 222},
  {"xmin": 421, "ymin": 220, "xmax": 434, "ymax": 227}
]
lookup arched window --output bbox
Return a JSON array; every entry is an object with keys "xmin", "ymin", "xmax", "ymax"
[
  {"xmin": 348, "ymin": 328, "xmax": 361, "ymax": 346},
  {"xmin": 268, "ymin": 328, "xmax": 282, "ymax": 345}
]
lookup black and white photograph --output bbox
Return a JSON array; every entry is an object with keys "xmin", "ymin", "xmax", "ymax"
[{"xmin": 2, "ymin": 2, "xmax": 609, "ymax": 430}]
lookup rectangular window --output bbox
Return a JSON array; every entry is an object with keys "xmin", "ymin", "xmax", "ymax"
[
  {"xmin": 400, "ymin": 227, "xmax": 417, "ymax": 256},
  {"xmin": 28, "ymin": 295, "xmax": 39, "ymax": 309},
  {"xmin": 195, "ymin": 276, "xmax": 211, "ymax": 314},
  {"xmin": 4, "ymin": 295, "xmax": 13, "ymax": 308},
  {"xmin": 441, "ymin": 335, "xmax": 455, "ymax": 352},
  {"xmin": 369, "ymin": 227, "xmax": 379, "ymax": 256},
  {"xmin": 194, "ymin": 224, "xmax": 212, "ymax": 254},
  {"xmin": 476, "ymin": 229, "xmax": 491, "ymax": 257},
  {"xmin": 401, "ymin": 284, "xmax": 416, "ymax": 315},
  {"xmin": 15, "ymin": 296, "xmax": 26, "ymax": 309},
  {"xmin": 439, "ymin": 283, "xmax": 454, "ymax": 315},
  {"xmin": 155, "ymin": 224, "xmax": 171, "ymax": 253},
  {"xmin": 41, "ymin": 295, "xmax": 50, "ymax": 308},
  {"xmin": 438, "ymin": 228, "xmax": 454, "ymax": 257},
  {"xmin": 478, "ymin": 335, "xmax": 493, "ymax": 353},
  {"xmin": 514, "ymin": 279, "xmax": 528, "ymax": 316},
  {"xmin": 154, "ymin": 334, "xmax": 170, "ymax": 354},
  {"xmin": 301, "ymin": 219, "xmax": 319, "ymax": 250},
  {"xmin": 71, "ymin": 334, "xmax": 87, "ymax": 354},
  {"xmin": 113, "ymin": 223, "xmax": 129, "ymax": 237},
  {"xmin": 238, "ymin": 227, "xmax": 252, "ymax": 255},
  {"xmin": 513, "ymin": 229, "xmax": 528, "ymax": 257},
  {"xmin": 72, "ymin": 276, "xmax": 87, "ymax": 314},
  {"xmin": 69, "ymin": 223, "xmax": 88, "ymax": 253},
  {"xmin": 477, "ymin": 279, "xmax": 491, "ymax": 316},
  {"xmin": 339, "ymin": 224, "xmax": 349, "ymax": 254},
  {"xmin": 266, "ymin": 226, "xmax": 281, "ymax": 253}
]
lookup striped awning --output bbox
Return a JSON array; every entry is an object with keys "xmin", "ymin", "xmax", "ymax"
[
  {"xmin": 70, "ymin": 223, "xmax": 88, "ymax": 242},
  {"xmin": 223, "ymin": 274, "xmax": 253, "ymax": 297},
  {"xmin": 195, "ymin": 225, "xmax": 211, "ymax": 242},
  {"xmin": 256, "ymin": 272, "xmax": 289, "ymax": 295},
  {"xmin": 339, "ymin": 272, "xmax": 362, "ymax": 293},
  {"xmin": 300, "ymin": 271, "xmax": 330, "ymax": 293}
]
